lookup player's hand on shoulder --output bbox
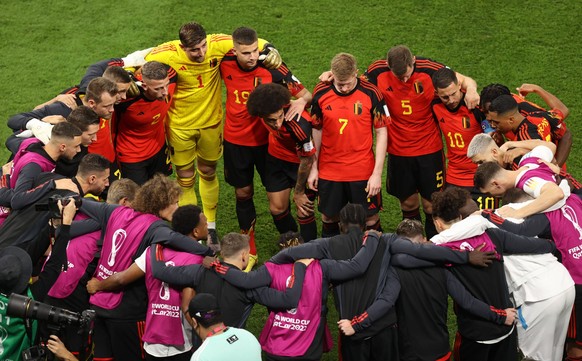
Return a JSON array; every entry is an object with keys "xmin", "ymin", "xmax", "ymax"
[
  {"xmin": 259, "ymin": 45, "xmax": 282, "ymax": 69},
  {"xmin": 55, "ymin": 94, "xmax": 78, "ymax": 109},
  {"xmin": 318, "ymin": 71, "xmax": 333, "ymax": 84},
  {"xmin": 468, "ymin": 243, "xmax": 496, "ymax": 267},
  {"xmin": 54, "ymin": 178, "xmax": 80, "ymax": 193},
  {"xmin": 464, "ymin": 89, "xmax": 480, "ymax": 110}
]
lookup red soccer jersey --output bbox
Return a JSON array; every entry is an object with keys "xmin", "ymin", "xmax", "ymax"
[
  {"xmin": 115, "ymin": 67, "xmax": 178, "ymax": 163},
  {"xmin": 504, "ymin": 95, "xmax": 567, "ymax": 143},
  {"xmin": 432, "ymin": 99, "xmax": 486, "ymax": 187},
  {"xmin": 514, "ymin": 109, "xmax": 564, "ymax": 142},
  {"xmin": 311, "ymin": 79, "xmax": 388, "ymax": 182},
  {"xmin": 264, "ymin": 108, "xmax": 316, "ymax": 164},
  {"xmin": 364, "ymin": 57, "xmax": 445, "ymax": 156},
  {"xmin": 220, "ymin": 54, "xmax": 305, "ymax": 146},
  {"xmin": 88, "ymin": 117, "xmax": 116, "ymax": 163}
]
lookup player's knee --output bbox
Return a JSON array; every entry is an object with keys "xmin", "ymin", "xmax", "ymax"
[
  {"xmin": 235, "ymin": 186, "xmax": 254, "ymax": 201},
  {"xmin": 421, "ymin": 198, "xmax": 433, "ymax": 213},
  {"xmin": 197, "ymin": 160, "xmax": 217, "ymax": 181},
  {"xmin": 175, "ymin": 162, "xmax": 195, "ymax": 179},
  {"xmin": 400, "ymin": 193, "xmax": 420, "ymax": 210}
]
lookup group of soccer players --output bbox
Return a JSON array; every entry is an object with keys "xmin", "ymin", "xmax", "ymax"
[{"xmin": 0, "ymin": 18, "xmax": 580, "ymax": 361}]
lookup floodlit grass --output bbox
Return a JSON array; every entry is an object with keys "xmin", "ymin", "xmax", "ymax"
[{"xmin": 2, "ymin": 0, "xmax": 580, "ymax": 359}]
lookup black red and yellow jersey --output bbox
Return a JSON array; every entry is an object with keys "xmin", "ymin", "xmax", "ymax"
[
  {"xmin": 432, "ymin": 98, "xmax": 486, "ymax": 187},
  {"xmin": 114, "ymin": 67, "xmax": 178, "ymax": 163},
  {"xmin": 311, "ymin": 79, "xmax": 388, "ymax": 182},
  {"xmin": 364, "ymin": 57, "xmax": 445, "ymax": 156},
  {"xmin": 220, "ymin": 54, "xmax": 305, "ymax": 146}
]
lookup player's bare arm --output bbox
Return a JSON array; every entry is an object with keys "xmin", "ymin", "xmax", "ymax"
[
  {"xmin": 294, "ymin": 154, "xmax": 315, "ymax": 217},
  {"xmin": 456, "ymin": 72, "xmax": 479, "ymax": 109},
  {"xmin": 367, "ymin": 126, "xmax": 387, "ymax": 198}
]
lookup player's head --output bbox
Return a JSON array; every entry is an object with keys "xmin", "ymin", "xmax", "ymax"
[
  {"xmin": 132, "ymin": 174, "xmax": 181, "ymax": 221},
  {"xmin": 141, "ymin": 61, "xmax": 170, "ymax": 101},
  {"xmin": 247, "ymin": 83, "xmax": 291, "ymax": 130},
  {"xmin": 479, "ymin": 83, "xmax": 511, "ymax": 117},
  {"xmin": 232, "ymin": 27, "xmax": 259, "ymax": 70},
  {"xmin": 431, "ymin": 187, "xmax": 470, "ymax": 232},
  {"xmin": 103, "ymin": 66, "xmax": 132, "ymax": 103},
  {"xmin": 387, "ymin": 45, "xmax": 415, "ymax": 83},
  {"xmin": 487, "ymin": 94, "xmax": 520, "ymax": 133},
  {"xmin": 331, "ymin": 53, "xmax": 358, "ymax": 94},
  {"xmin": 76, "ymin": 153, "xmax": 110, "ymax": 195},
  {"xmin": 502, "ymin": 188, "xmax": 533, "ymax": 204},
  {"xmin": 188, "ymin": 293, "xmax": 223, "ymax": 332},
  {"xmin": 432, "ymin": 67, "xmax": 463, "ymax": 110},
  {"xmin": 172, "ymin": 205, "xmax": 208, "ymax": 241},
  {"xmin": 339, "ymin": 203, "xmax": 366, "ymax": 234},
  {"xmin": 85, "ymin": 77, "xmax": 117, "ymax": 120},
  {"xmin": 473, "ymin": 161, "xmax": 510, "ymax": 196},
  {"xmin": 106, "ymin": 178, "xmax": 139, "ymax": 206},
  {"xmin": 49, "ymin": 121, "xmax": 83, "ymax": 161},
  {"xmin": 179, "ymin": 22, "xmax": 208, "ymax": 63},
  {"xmin": 277, "ymin": 231, "xmax": 304, "ymax": 250},
  {"xmin": 219, "ymin": 233, "xmax": 250, "ymax": 268},
  {"xmin": 67, "ymin": 105, "xmax": 100, "ymax": 146},
  {"xmin": 467, "ymin": 133, "xmax": 503, "ymax": 166},
  {"xmin": 459, "ymin": 197, "xmax": 480, "ymax": 219},
  {"xmin": 396, "ymin": 219, "xmax": 426, "ymax": 243}
]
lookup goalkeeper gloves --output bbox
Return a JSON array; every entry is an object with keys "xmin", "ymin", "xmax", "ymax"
[
  {"xmin": 122, "ymin": 47, "xmax": 154, "ymax": 68},
  {"xmin": 259, "ymin": 44, "xmax": 282, "ymax": 69},
  {"xmin": 23, "ymin": 119, "xmax": 53, "ymax": 144}
]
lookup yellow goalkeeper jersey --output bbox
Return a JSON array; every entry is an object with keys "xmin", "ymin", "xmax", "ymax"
[{"xmin": 146, "ymin": 34, "xmax": 267, "ymax": 130}]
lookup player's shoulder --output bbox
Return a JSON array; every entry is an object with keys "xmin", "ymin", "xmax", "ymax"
[
  {"xmin": 414, "ymin": 56, "xmax": 445, "ymax": 75},
  {"xmin": 366, "ymin": 59, "xmax": 389, "ymax": 73},
  {"xmin": 313, "ymin": 81, "xmax": 333, "ymax": 96},
  {"xmin": 208, "ymin": 33, "xmax": 232, "ymax": 44},
  {"xmin": 358, "ymin": 78, "xmax": 384, "ymax": 100},
  {"xmin": 149, "ymin": 40, "xmax": 181, "ymax": 55}
]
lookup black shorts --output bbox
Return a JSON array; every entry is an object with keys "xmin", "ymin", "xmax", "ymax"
[
  {"xmin": 264, "ymin": 153, "xmax": 299, "ymax": 193},
  {"xmin": 453, "ymin": 329, "xmax": 517, "ymax": 361},
  {"xmin": 120, "ymin": 144, "xmax": 173, "ymax": 185},
  {"xmin": 93, "ymin": 317, "xmax": 146, "ymax": 360},
  {"xmin": 387, "ymin": 150, "xmax": 444, "ymax": 201},
  {"xmin": 223, "ymin": 140, "xmax": 268, "ymax": 188},
  {"xmin": 568, "ymin": 284, "xmax": 582, "ymax": 343},
  {"xmin": 446, "ymin": 183, "xmax": 500, "ymax": 210},
  {"xmin": 318, "ymin": 179, "xmax": 382, "ymax": 218}
]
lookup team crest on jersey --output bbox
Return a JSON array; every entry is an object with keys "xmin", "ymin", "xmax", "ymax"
[
  {"xmin": 354, "ymin": 101, "xmax": 363, "ymax": 115},
  {"xmin": 462, "ymin": 117, "xmax": 471, "ymax": 129},
  {"xmin": 413, "ymin": 81, "xmax": 424, "ymax": 94},
  {"xmin": 254, "ymin": 77, "xmax": 263, "ymax": 88},
  {"xmin": 209, "ymin": 58, "xmax": 218, "ymax": 67}
]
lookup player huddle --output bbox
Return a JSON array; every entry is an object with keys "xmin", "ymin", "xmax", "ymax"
[{"xmin": 0, "ymin": 19, "xmax": 579, "ymax": 361}]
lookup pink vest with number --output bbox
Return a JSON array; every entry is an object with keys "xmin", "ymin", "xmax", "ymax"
[
  {"xmin": 90, "ymin": 206, "xmax": 158, "ymax": 309},
  {"xmin": 260, "ymin": 261, "xmax": 322, "ymax": 357},
  {"xmin": 546, "ymin": 195, "xmax": 582, "ymax": 284},
  {"xmin": 143, "ymin": 246, "xmax": 203, "ymax": 345},
  {"xmin": 48, "ymin": 212, "xmax": 99, "ymax": 298}
]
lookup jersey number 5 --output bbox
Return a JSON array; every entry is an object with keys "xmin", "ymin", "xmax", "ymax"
[
  {"xmin": 338, "ymin": 118, "xmax": 348, "ymax": 134},
  {"xmin": 401, "ymin": 100, "xmax": 412, "ymax": 115}
]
